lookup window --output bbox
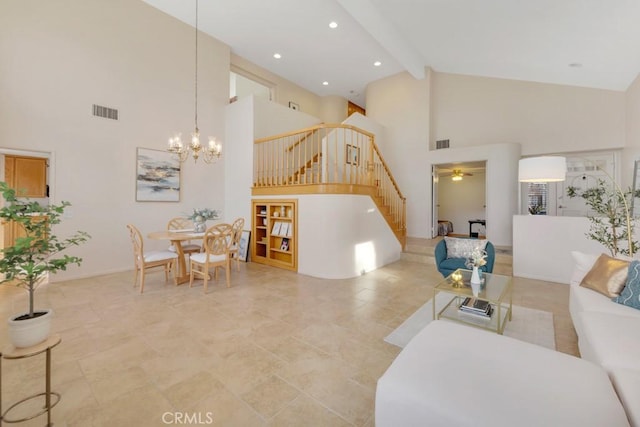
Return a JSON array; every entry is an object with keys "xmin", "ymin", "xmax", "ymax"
[
  {"xmin": 526, "ymin": 183, "xmax": 548, "ymax": 215},
  {"xmin": 229, "ymin": 69, "xmax": 274, "ymax": 103}
]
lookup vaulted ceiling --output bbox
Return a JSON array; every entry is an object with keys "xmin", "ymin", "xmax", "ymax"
[{"xmin": 142, "ymin": 0, "xmax": 640, "ymax": 107}]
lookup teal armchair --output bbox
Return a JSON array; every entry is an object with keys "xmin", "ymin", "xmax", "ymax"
[{"xmin": 434, "ymin": 239, "xmax": 495, "ymax": 278}]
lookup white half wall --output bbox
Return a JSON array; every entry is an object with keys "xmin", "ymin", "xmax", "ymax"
[
  {"xmin": 513, "ymin": 215, "xmax": 606, "ymax": 284},
  {"xmin": 298, "ymin": 194, "xmax": 401, "ymax": 279}
]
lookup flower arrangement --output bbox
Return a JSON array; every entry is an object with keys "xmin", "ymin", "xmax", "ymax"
[
  {"xmin": 466, "ymin": 248, "xmax": 488, "ymax": 269},
  {"xmin": 187, "ymin": 208, "xmax": 220, "ymax": 222}
]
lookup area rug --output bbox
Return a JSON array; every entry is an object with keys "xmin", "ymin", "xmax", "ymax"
[{"xmin": 384, "ymin": 293, "xmax": 555, "ymax": 350}]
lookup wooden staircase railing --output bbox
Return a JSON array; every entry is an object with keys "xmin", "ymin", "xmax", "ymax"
[{"xmin": 253, "ymin": 124, "xmax": 406, "ymax": 247}]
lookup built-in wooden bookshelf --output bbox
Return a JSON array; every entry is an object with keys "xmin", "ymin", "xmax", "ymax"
[{"xmin": 251, "ymin": 199, "xmax": 297, "ymax": 271}]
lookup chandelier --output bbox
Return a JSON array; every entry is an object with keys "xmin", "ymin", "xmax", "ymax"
[{"xmin": 167, "ymin": 0, "xmax": 222, "ymax": 164}]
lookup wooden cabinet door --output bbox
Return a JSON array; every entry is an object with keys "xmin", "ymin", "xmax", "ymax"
[{"xmin": 5, "ymin": 155, "xmax": 47, "ymax": 198}]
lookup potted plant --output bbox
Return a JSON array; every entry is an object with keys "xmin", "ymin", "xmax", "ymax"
[
  {"xmin": 0, "ymin": 181, "xmax": 89, "ymax": 347},
  {"xmin": 567, "ymin": 178, "xmax": 640, "ymax": 257}
]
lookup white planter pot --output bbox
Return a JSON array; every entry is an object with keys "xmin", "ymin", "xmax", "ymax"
[{"xmin": 8, "ymin": 308, "xmax": 53, "ymax": 348}]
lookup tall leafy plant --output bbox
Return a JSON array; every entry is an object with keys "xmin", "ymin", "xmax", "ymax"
[
  {"xmin": 0, "ymin": 182, "xmax": 90, "ymax": 318},
  {"xmin": 567, "ymin": 179, "xmax": 640, "ymax": 257}
]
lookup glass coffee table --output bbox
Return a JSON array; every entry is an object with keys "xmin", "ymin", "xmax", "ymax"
[{"xmin": 433, "ymin": 268, "xmax": 513, "ymax": 334}]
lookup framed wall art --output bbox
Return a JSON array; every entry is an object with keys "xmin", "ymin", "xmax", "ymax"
[
  {"xmin": 238, "ymin": 230, "xmax": 251, "ymax": 262},
  {"xmin": 136, "ymin": 148, "xmax": 181, "ymax": 202},
  {"xmin": 346, "ymin": 144, "xmax": 360, "ymax": 166}
]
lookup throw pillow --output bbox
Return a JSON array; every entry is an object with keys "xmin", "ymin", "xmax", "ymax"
[
  {"xmin": 444, "ymin": 237, "xmax": 488, "ymax": 259},
  {"xmin": 612, "ymin": 260, "xmax": 640, "ymax": 310},
  {"xmin": 580, "ymin": 254, "xmax": 630, "ymax": 297}
]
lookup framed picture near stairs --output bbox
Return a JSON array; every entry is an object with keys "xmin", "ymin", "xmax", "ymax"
[{"xmin": 346, "ymin": 144, "xmax": 360, "ymax": 166}]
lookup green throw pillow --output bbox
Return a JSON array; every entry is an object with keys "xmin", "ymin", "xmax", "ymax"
[{"xmin": 613, "ymin": 260, "xmax": 640, "ymax": 310}]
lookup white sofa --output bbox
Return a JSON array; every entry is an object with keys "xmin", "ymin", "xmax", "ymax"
[
  {"xmin": 376, "ymin": 320, "xmax": 629, "ymax": 426},
  {"xmin": 569, "ymin": 252, "xmax": 640, "ymax": 427}
]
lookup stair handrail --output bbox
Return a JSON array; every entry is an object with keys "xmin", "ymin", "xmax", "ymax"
[
  {"xmin": 254, "ymin": 122, "xmax": 406, "ymax": 246},
  {"xmin": 371, "ymin": 142, "xmax": 405, "ymax": 201}
]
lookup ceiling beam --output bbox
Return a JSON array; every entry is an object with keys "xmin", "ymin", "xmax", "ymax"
[{"xmin": 336, "ymin": 0, "xmax": 426, "ymax": 80}]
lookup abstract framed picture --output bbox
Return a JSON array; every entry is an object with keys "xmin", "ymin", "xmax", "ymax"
[
  {"xmin": 136, "ymin": 148, "xmax": 181, "ymax": 202},
  {"xmin": 346, "ymin": 144, "xmax": 360, "ymax": 165},
  {"xmin": 238, "ymin": 230, "xmax": 251, "ymax": 262}
]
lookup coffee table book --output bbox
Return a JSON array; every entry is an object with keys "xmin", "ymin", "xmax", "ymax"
[
  {"xmin": 459, "ymin": 297, "xmax": 493, "ymax": 316},
  {"xmin": 459, "ymin": 304, "xmax": 493, "ymax": 319}
]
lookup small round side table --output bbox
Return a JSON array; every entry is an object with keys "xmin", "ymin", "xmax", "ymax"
[{"xmin": 1, "ymin": 334, "xmax": 62, "ymax": 426}]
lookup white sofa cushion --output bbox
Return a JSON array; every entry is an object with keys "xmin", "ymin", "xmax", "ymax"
[
  {"xmin": 376, "ymin": 321, "xmax": 629, "ymax": 427},
  {"xmin": 571, "ymin": 283, "xmax": 640, "ymax": 319},
  {"xmin": 570, "ymin": 281, "xmax": 640, "ymax": 340},
  {"xmin": 610, "ymin": 368, "xmax": 640, "ymax": 427},
  {"xmin": 578, "ymin": 311, "xmax": 640, "ymax": 372}
]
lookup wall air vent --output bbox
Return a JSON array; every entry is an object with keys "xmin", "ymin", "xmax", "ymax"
[
  {"xmin": 436, "ymin": 139, "xmax": 450, "ymax": 149},
  {"xmin": 92, "ymin": 104, "xmax": 118, "ymax": 120}
]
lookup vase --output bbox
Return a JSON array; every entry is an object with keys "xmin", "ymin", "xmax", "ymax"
[
  {"xmin": 8, "ymin": 309, "xmax": 53, "ymax": 348},
  {"xmin": 470, "ymin": 266, "xmax": 482, "ymax": 297},
  {"xmin": 193, "ymin": 216, "xmax": 206, "ymax": 232}
]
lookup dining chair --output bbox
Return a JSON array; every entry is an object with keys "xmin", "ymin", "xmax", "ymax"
[
  {"xmin": 127, "ymin": 224, "xmax": 178, "ymax": 293},
  {"xmin": 167, "ymin": 217, "xmax": 202, "ymax": 254},
  {"xmin": 228, "ymin": 217, "xmax": 245, "ymax": 271},
  {"xmin": 189, "ymin": 224, "xmax": 233, "ymax": 293}
]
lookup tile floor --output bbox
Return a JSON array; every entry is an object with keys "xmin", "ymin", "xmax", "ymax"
[{"xmin": 0, "ymin": 259, "xmax": 578, "ymax": 426}]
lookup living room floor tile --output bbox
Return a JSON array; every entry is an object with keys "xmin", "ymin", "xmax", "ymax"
[{"xmin": 0, "ymin": 258, "xmax": 579, "ymax": 425}]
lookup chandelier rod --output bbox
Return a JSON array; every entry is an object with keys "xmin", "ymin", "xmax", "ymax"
[{"xmin": 194, "ymin": 0, "xmax": 199, "ymax": 133}]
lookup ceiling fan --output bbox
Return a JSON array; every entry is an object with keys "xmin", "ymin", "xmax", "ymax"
[{"xmin": 441, "ymin": 168, "xmax": 473, "ymax": 181}]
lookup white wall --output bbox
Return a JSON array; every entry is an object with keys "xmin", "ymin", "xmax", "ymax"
[
  {"xmin": 232, "ymin": 54, "xmax": 336, "ymax": 122},
  {"xmin": 253, "ymin": 97, "xmax": 321, "ymax": 140},
  {"xmin": 429, "ymin": 143, "xmax": 521, "ymax": 247},
  {"xmin": 224, "ymin": 97, "xmax": 256, "ymax": 227},
  {"xmin": 0, "ymin": 0, "xmax": 231, "ymax": 280},
  {"xmin": 224, "ymin": 96, "xmax": 321, "ymax": 227},
  {"xmin": 366, "ymin": 70, "xmax": 431, "ymax": 238},
  {"xmin": 626, "ymin": 74, "xmax": 640, "ymax": 149},
  {"xmin": 320, "ymin": 96, "xmax": 348, "ymax": 124},
  {"xmin": 431, "ymin": 72, "xmax": 626, "ymax": 155},
  {"xmin": 364, "ymin": 69, "xmax": 628, "ymax": 242},
  {"xmin": 438, "ymin": 172, "xmax": 486, "ymax": 236},
  {"xmin": 343, "ymin": 113, "xmax": 387, "ymax": 152},
  {"xmin": 296, "ymin": 194, "xmax": 401, "ymax": 279}
]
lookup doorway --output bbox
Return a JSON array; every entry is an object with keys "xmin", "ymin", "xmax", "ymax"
[
  {"xmin": 432, "ymin": 161, "xmax": 487, "ymax": 238},
  {"xmin": 0, "ymin": 148, "xmax": 52, "ymax": 251}
]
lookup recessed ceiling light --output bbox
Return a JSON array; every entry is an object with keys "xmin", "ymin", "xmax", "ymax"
[
  {"xmin": 322, "ymin": 81, "xmax": 329, "ymax": 86},
  {"xmin": 329, "ymin": 21, "xmax": 338, "ymax": 29},
  {"xmin": 273, "ymin": 53, "xmax": 282, "ymax": 59},
  {"xmin": 569, "ymin": 62, "xmax": 583, "ymax": 68},
  {"xmin": 373, "ymin": 61, "xmax": 382, "ymax": 67}
]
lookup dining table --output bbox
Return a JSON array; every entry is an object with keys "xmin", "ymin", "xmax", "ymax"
[{"xmin": 147, "ymin": 230, "xmax": 205, "ymax": 285}]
